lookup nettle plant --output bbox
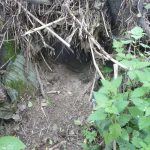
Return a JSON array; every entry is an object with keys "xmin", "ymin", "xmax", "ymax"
[{"xmin": 83, "ymin": 27, "xmax": 150, "ymax": 150}]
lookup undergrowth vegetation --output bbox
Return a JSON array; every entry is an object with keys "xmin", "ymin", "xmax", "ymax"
[{"xmin": 82, "ymin": 26, "xmax": 150, "ymax": 150}]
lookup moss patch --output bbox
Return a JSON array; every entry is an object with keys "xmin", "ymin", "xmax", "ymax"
[{"xmin": 3, "ymin": 41, "xmax": 20, "ymax": 62}]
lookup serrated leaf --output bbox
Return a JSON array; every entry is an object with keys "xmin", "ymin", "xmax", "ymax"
[
  {"xmin": 118, "ymin": 114, "xmax": 131, "ymax": 126},
  {"xmin": 139, "ymin": 117, "xmax": 150, "ymax": 130},
  {"xmin": 140, "ymin": 43, "xmax": 150, "ymax": 48},
  {"xmin": 145, "ymin": 3, "xmax": 150, "ymax": 9},
  {"xmin": 144, "ymin": 135, "xmax": 150, "ymax": 144},
  {"xmin": 109, "ymin": 123, "xmax": 122, "ymax": 140},
  {"xmin": 101, "ymin": 80, "xmax": 113, "ymax": 92},
  {"xmin": 131, "ymin": 98, "xmax": 149, "ymax": 111},
  {"xmin": 121, "ymin": 129, "xmax": 129, "ymax": 141},
  {"xmin": 131, "ymin": 35, "xmax": 143, "ymax": 40},
  {"xmin": 95, "ymin": 119, "xmax": 111, "ymax": 134},
  {"xmin": 137, "ymin": 69, "xmax": 150, "ymax": 82},
  {"xmin": 145, "ymin": 107, "xmax": 150, "ymax": 116},
  {"xmin": 131, "ymin": 87, "xmax": 149, "ymax": 98},
  {"xmin": 113, "ymin": 40, "xmax": 124, "ymax": 52},
  {"xmin": 98, "ymin": 86, "xmax": 109, "ymax": 95},
  {"xmin": 121, "ymin": 59, "xmax": 150, "ymax": 70},
  {"xmin": 82, "ymin": 130, "xmax": 97, "ymax": 143},
  {"xmin": 128, "ymin": 107, "xmax": 143, "ymax": 117},
  {"xmin": 101, "ymin": 77, "xmax": 122, "ymax": 94},
  {"xmin": 0, "ymin": 136, "xmax": 26, "ymax": 150},
  {"xmin": 121, "ymin": 40, "xmax": 133, "ymax": 44},
  {"xmin": 115, "ymin": 99, "xmax": 128, "ymax": 113},
  {"xmin": 105, "ymin": 104, "xmax": 119, "ymax": 114},
  {"xmin": 88, "ymin": 109, "xmax": 106, "ymax": 122},
  {"xmin": 118, "ymin": 139, "xmax": 136, "ymax": 150},
  {"xmin": 132, "ymin": 130, "xmax": 140, "ymax": 137},
  {"xmin": 129, "ymin": 26, "xmax": 144, "ymax": 40},
  {"xmin": 94, "ymin": 92, "xmax": 108, "ymax": 108},
  {"xmin": 104, "ymin": 131, "xmax": 113, "ymax": 144},
  {"xmin": 128, "ymin": 69, "xmax": 150, "ymax": 82},
  {"xmin": 132, "ymin": 136, "xmax": 142, "ymax": 148},
  {"xmin": 140, "ymin": 141, "xmax": 148, "ymax": 149},
  {"xmin": 111, "ymin": 76, "xmax": 122, "ymax": 89}
]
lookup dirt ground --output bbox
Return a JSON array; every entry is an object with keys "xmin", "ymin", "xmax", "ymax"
[{"xmin": 1, "ymin": 62, "xmax": 94, "ymax": 150}]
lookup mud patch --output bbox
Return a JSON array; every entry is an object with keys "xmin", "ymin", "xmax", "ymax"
[{"xmin": 1, "ymin": 63, "xmax": 94, "ymax": 150}]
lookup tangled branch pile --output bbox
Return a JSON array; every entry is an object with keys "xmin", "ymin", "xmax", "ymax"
[{"xmin": 0, "ymin": 0, "xmax": 150, "ymax": 75}]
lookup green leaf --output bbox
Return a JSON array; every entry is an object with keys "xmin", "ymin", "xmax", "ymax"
[
  {"xmin": 118, "ymin": 114, "xmax": 131, "ymax": 127},
  {"xmin": 110, "ymin": 123, "xmax": 122, "ymax": 137},
  {"xmin": 112, "ymin": 76, "xmax": 122, "ymax": 89},
  {"xmin": 140, "ymin": 43, "xmax": 150, "ymax": 48},
  {"xmin": 104, "ymin": 131, "xmax": 113, "ymax": 145},
  {"xmin": 104, "ymin": 124, "xmax": 122, "ymax": 144},
  {"xmin": 145, "ymin": 107, "xmax": 150, "ymax": 116},
  {"xmin": 115, "ymin": 99, "xmax": 128, "ymax": 113},
  {"xmin": 140, "ymin": 141, "xmax": 148, "ymax": 149},
  {"xmin": 128, "ymin": 107, "xmax": 143, "ymax": 117},
  {"xmin": 145, "ymin": 3, "xmax": 150, "ymax": 9},
  {"xmin": 105, "ymin": 104, "xmax": 119, "ymax": 115},
  {"xmin": 131, "ymin": 87, "xmax": 149, "ymax": 98},
  {"xmin": 102, "ymin": 67, "xmax": 113, "ymax": 73},
  {"xmin": 122, "ymin": 59, "xmax": 150, "ymax": 70},
  {"xmin": 121, "ymin": 40, "xmax": 133, "ymax": 44},
  {"xmin": 132, "ymin": 136, "xmax": 142, "ymax": 148},
  {"xmin": 139, "ymin": 117, "xmax": 150, "ymax": 130},
  {"xmin": 0, "ymin": 136, "xmax": 26, "ymax": 150},
  {"xmin": 88, "ymin": 109, "xmax": 106, "ymax": 122},
  {"xmin": 94, "ymin": 92, "xmax": 108, "ymax": 108},
  {"xmin": 128, "ymin": 26, "xmax": 144, "ymax": 40},
  {"xmin": 118, "ymin": 139, "xmax": 136, "ymax": 150},
  {"xmin": 121, "ymin": 129, "xmax": 129, "ymax": 141},
  {"xmin": 113, "ymin": 40, "xmax": 124, "ymax": 53},
  {"xmin": 131, "ymin": 98, "xmax": 149, "ymax": 111},
  {"xmin": 82, "ymin": 130, "xmax": 97, "ymax": 143},
  {"xmin": 144, "ymin": 135, "xmax": 150, "ymax": 144},
  {"xmin": 95, "ymin": 119, "xmax": 111, "ymax": 134},
  {"xmin": 138, "ymin": 68, "xmax": 150, "ymax": 82},
  {"xmin": 101, "ymin": 80, "xmax": 114, "ymax": 93},
  {"xmin": 113, "ymin": 40, "xmax": 124, "ymax": 48},
  {"xmin": 101, "ymin": 77, "xmax": 122, "ymax": 94},
  {"xmin": 128, "ymin": 69, "xmax": 150, "ymax": 82}
]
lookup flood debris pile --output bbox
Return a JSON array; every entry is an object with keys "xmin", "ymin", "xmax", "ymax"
[{"xmin": 0, "ymin": 0, "xmax": 150, "ymax": 120}]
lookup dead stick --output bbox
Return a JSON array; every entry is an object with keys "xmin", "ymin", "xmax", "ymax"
[
  {"xmin": 16, "ymin": 1, "xmax": 70, "ymax": 48},
  {"xmin": 65, "ymin": 5, "xmax": 128, "ymax": 70},
  {"xmin": 35, "ymin": 63, "xmax": 46, "ymax": 98},
  {"xmin": 49, "ymin": 141, "xmax": 66, "ymax": 150},
  {"xmin": 89, "ymin": 39, "xmax": 105, "ymax": 79},
  {"xmin": 22, "ymin": 17, "xmax": 65, "ymax": 36}
]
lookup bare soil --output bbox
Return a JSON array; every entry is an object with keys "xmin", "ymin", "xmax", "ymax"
[{"xmin": 1, "ymin": 62, "xmax": 94, "ymax": 150}]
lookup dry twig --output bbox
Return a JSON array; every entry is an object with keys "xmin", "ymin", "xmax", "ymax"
[
  {"xmin": 65, "ymin": 5, "xmax": 128, "ymax": 70},
  {"xmin": 22, "ymin": 17, "xmax": 65, "ymax": 36},
  {"xmin": 89, "ymin": 39, "xmax": 105, "ymax": 79},
  {"xmin": 16, "ymin": 1, "xmax": 70, "ymax": 48},
  {"xmin": 49, "ymin": 141, "xmax": 66, "ymax": 150},
  {"xmin": 35, "ymin": 63, "xmax": 46, "ymax": 98}
]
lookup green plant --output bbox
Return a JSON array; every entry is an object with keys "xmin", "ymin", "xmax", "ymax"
[
  {"xmin": 84, "ymin": 26, "xmax": 150, "ymax": 149},
  {"xmin": 0, "ymin": 136, "xmax": 26, "ymax": 150},
  {"xmin": 145, "ymin": 3, "xmax": 150, "ymax": 9},
  {"xmin": 6, "ymin": 80, "xmax": 27, "ymax": 96},
  {"xmin": 82, "ymin": 129, "xmax": 97, "ymax": 143}
]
